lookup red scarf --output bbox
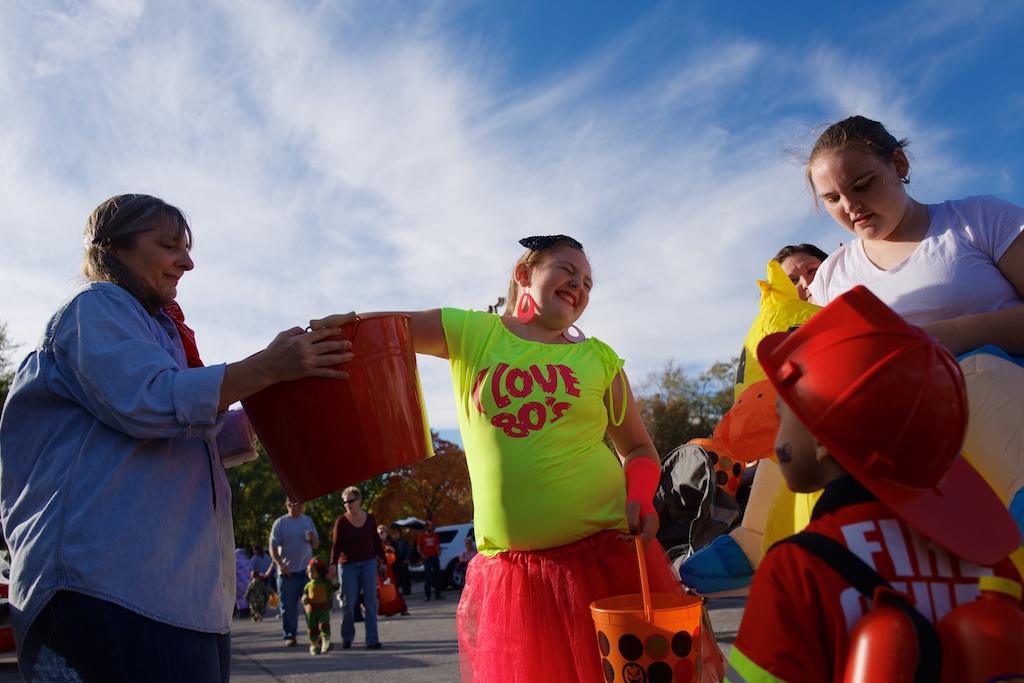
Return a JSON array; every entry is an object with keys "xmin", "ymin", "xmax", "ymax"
[{"xmin": 162, "ymin": 300, "xmax": 204, "ymax": 369}]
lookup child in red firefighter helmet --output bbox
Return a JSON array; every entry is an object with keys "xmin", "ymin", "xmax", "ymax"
[{"xmin": 726, "ymin": 286, "xmax": 1023, "ymax": 683}]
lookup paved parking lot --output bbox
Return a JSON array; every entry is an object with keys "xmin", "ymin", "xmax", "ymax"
[{"xmin": 0, "ymin": 589, "xmax": 745, "ymax": 681}]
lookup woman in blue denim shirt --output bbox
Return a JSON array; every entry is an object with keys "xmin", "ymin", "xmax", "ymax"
[{"xmin": 0, "ymin": 194, "xmax": 353, "ymax": 682}]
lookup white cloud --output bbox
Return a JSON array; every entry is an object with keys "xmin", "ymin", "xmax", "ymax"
[{"xmin": 2, "ymin": 0, "xmax": 1022, "ymax": 431}]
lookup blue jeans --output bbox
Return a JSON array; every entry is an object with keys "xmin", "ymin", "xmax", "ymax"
[
  {"xmin": 19, "ymin": 590, "xmax": 230, "ymax": 682},
  {"xmin": 340, "ymin": 559, "xmax": 379, "ymax": 645},
  {"xmin": 277, "ymin": 571, "xmax": 308, "ymax": 640},
  {"xmin": 423, "ymin": 556, "xmax": 443, "ymax": 598}
]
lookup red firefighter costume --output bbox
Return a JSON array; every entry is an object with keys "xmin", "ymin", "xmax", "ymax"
[
  {"xmin": 726, "ymin": 287, "xmax": 1023, "ymax": 682},
  {"xmin": 726, "ymin": 476, "xmax": 1023, "ymax": 682}
]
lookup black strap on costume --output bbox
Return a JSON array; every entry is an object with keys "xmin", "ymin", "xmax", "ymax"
[{"xmin": 774, "ymin": 532, "xmax": 942, "ymax": 683}]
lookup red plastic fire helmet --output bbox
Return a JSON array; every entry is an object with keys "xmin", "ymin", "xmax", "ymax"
[
  {"xmin": 757, "ymin": 286, "xmax": 1021, "ymax": 565},
  {"xmin": 759, "ymin": 286, "xmax": 965, "ymax": 489},
  {"xmin": 308, "ymin": 557, "xmax": 327, "ymax": 569}
]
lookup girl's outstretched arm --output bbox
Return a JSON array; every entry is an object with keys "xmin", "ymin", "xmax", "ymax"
[
  {"xmin": 309, "ymin": 309, "xmax": 448, "ymax": 359},
  {"xmin": 606, "ymin": 371, "xmax": 661, "ymax": 545}
]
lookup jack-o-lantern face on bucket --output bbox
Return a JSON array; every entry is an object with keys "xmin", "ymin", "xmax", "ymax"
[
  {"xmin": 622, "ymin": 662, "xmax": 646, "ymax": 683},
  {"xmin": 645, "ymin": 633, "xmax": 669, "ymax": 659}
]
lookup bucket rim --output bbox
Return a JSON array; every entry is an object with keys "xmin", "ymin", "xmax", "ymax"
[{"xmin": 589, "ymin": 592, "xmax": 703, "ymax": 614}]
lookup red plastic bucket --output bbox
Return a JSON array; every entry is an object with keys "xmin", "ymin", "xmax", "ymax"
[
  {"xmin": 590, "ymin": 538, "xmax": 703, "ymax": 683},
  {"xmin": 241, "ymin": 314, "xmax": 433, "ymax": 503}
]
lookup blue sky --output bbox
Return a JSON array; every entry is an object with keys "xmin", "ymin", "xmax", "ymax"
[{"xmin": 2, "ymin": 0, "xmax": 1023, "ymax": 432}]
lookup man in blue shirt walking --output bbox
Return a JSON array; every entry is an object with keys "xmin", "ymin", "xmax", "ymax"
[{"xmin": 269, "ymin": 500, "xmax": 319, "ymax": 646}]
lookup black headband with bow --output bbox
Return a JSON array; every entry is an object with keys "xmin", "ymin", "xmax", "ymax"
[{"xmin": 518, "ymin": 235, "xmax": 583, "ymax": 252}]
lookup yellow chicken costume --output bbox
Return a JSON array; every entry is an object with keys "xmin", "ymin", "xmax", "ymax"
[
  {"xmin": 681, "ymin": 261, "xmax": 1024, "ymax": 592},
  {"xmin": 679, "ymin": 261, "xmax": 820, "ymax": 593}
]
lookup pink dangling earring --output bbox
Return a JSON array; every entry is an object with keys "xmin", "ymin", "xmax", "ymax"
[
  {"xmin": 516, "ymin": 292, "xmax": 537, "ymax": 324},
  {"xmin": 562, "ymin": 324, "xmax": 586, "ymax": 343}
]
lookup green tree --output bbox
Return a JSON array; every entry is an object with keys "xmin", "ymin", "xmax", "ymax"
[
  {"xmin": 226, "ymin": 445, "xmax": 375, "ymax": 558},
  {"xmin": 685, "ymin": 359, "xmax": 739, "ymax": 437},
  {"xmin": 226, "ymin": 442, "xmax": 289, "ymax": 553},
  {"xmin": 0, "ymin": 321, "xmax": 16, "ymax": 555},
  {"xmin": 634, "ymin": 360, "xmax": 695, "ymax": 457},
  {"xmin": 633, "ymin": 358, "xmax": 739, "ymax": 458},
  {"xmin": 0, "ymin": 321, "xmax": 19, "ymax": 407},
  {"xmin": 229, "ymin": 431, "xmax": 472, "ymax": 560},
  {"xmin": 371, "ymin": 433, "xmax": 473, "ymax": 526}
]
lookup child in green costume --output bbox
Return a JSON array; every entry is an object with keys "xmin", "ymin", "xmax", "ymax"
[
  {"xmin": 301, "ymin": 558, "xmax": 335, "ymax": 655},
  {"xmin": 243, "ymin": 569, "xmax": 271, "ymax": 622}
]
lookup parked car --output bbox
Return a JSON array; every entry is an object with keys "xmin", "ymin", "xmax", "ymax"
[{"xmin": 408, "ymin": 523, "xmax": 474, "ymax": 589}]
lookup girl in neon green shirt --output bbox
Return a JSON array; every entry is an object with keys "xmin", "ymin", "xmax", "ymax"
[{"xmin": 313, "ymin": 236, "xmax": 682, "ymax": 682}]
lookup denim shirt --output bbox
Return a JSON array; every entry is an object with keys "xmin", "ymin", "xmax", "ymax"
[{"xmin": 0, "ymin": 281, "xmax": 234, "ymax": 643}]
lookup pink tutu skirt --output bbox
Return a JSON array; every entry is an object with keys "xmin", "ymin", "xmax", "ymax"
[{"xmin": 457, "ymin": 530, "xmax": 683, "ymax": 682}]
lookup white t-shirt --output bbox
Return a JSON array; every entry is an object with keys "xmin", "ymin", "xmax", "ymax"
[{"xmin": 809, "ymin": 195, "xmax": 1024, "ymax": 325}]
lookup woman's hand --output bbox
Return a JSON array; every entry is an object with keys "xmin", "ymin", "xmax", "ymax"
[
  {"xmin": 259, "ymin": 327, "xmax": 354, "ymax": 383},
  {"xmin": 218, "ymin": 323, "xmax": 355, "ymax": 410}
]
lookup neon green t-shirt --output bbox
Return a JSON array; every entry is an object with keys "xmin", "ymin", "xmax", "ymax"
[{"xmin": 442, "ymin": 308, "xmax": 628, "ymax": 556}]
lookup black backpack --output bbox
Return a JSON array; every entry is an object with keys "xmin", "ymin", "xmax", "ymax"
[{"xmin": 654, "ymin": 443, "xmax": 743, "ymax": 572}]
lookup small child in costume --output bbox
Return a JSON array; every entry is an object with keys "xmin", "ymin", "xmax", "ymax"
[
  {"xmin": 312, "ymin": 236, "xmax": 711, "ymax": 682},
  {"xmin": 243, "ymin": 569, "xmax": 271, "ymax": 622},
  {"xmin": 726, "ymin": 286, "xmax": 1023, "ymax": 682},
  {"xmin": 301, "ymin": 558, "xmax": 336, "ymax": 655},
  {"xmin": 457, "ymin": 536, "xmax": 477, "ymax": 564}
]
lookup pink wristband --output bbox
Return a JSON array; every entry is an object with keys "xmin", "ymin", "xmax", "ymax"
[{"xmin": 624, "ymin": 457, "xmax": 660, "ymax": 519}]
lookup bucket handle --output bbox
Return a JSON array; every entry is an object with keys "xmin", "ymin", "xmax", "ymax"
[
  {"xmin": 306, "ymin": 314, "xmax": 362, "ymax": 341},
  {"xmin": 344, "ymin": 315, "xmax": 362, "ymax": 343},
  {"xmin": 634, "ymin": 536, "xmax": 653, "ymax": 623}
]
